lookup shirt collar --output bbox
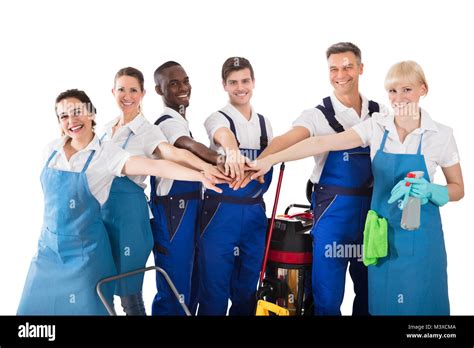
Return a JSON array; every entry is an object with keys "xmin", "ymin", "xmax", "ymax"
[
  {"xmin": 374, "ymin": 108, "xmax": 439, "ymax": 134},
  {"xmin": 162, "ymin": 107, "xmax": 189, "ymax": 124},
  {"xmin": 330, "ymin": 93, "xmax": 371, "ymax": 120},
  {"xmin": 224, "ymin": 102, "xmax": 257, "ymax": 123},
  {"xmin": 102, "ymin": 113, "xmax": 147, "ymax": 139},
  {"xmin": 420, "ymin": 108, "xmax": 439, "ymax": 132},
  {"xmin": 56, "ymin": 134, "xmax": 102, "ymax": 152}
]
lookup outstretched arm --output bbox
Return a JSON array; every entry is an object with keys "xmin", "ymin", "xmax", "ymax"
[
  {"xmin": 153, "ymin": 142, "xmax": 230, "ymax": 183},
  {"xmin": 249, "ymin": 128, "xmax": 364, "ymax": 178},
  {"xmin": 174, "ymin": 135, "xmax": 224, "ymax": 165},
  {"xmin": 259, "ymin": 126, "xmax": 310, "ymax": 159},
  {"xmin": 232, "ymin": 126, "xmax": 310, "ymax": 189},
  {"xmin": 122, "ymin": 156, "xmax": 222, "ymax": 193},
  {"xmin": 213, "ymin": 127, "xmax": 249, "ymax": 180}
]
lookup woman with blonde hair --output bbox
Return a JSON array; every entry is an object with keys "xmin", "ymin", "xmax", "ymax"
[{"xmin": 250, "ymin": 61, "xmax": 464, "ymax": 315}]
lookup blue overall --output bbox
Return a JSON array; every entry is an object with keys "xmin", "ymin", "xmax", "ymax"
[
  {"xmin": 311, "ymin": 97, "xmax": 379, "ymax": 315},
  {"xmin": 18, "ymin": 149, "xmax": 116, "ymax": 315},
  {"xmin": 101, "ymin": 131, "xmax": 153, "ymax": 299},
  {"xmin": 197, "ymin": 111, "xmax": 273, "ymax": 316},
  {"xmin": 149, "ymin": 114, "xmax": 201, "ymax": 316},
  {"xmin": 368, "ymin": 130, "xmax": 449, "ymax": 315}
]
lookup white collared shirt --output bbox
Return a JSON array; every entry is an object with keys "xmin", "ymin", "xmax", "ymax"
[
  {"xmin": 292, "ymin": 93, "xmax": 390, "ymax": 183},
  {"xmin": 154, "ymin": 107, "xmax": 193, "ymax": 196},
  {"xmin": 204, "ymin": 103, "xmax": 273, "ymax": 154},
  {"xmin": 42, "ymin": 135, "xmax": 130, "ymax": 206},
  {"xmin": 158, "ymin": 107, "xmax": 192, "ymax": 145},
  {"xmin": 100, "ymin": 113, "xmax": 167, "ymax": 189},
  {"xmin": 352, "ymin": 108, "xmax": 460, "ymax": 182}
]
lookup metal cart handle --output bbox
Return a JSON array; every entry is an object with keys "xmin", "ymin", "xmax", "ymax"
[
  {"xmin": 96, "ymin": 266, "xmax": 191, "ymax": 316},
  {"xmin": 284, "ymin": 204, "xmax": 311, "ymax": 215}
]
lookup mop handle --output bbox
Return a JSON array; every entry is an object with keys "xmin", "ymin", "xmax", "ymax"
[{"xmin": 259, "ymin": 162, "xmax": 285, "ymax": 282}]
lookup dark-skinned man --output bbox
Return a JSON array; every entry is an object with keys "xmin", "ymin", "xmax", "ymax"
[{"xmin": 149, "ymin": 61, "xmax": 230, "ymax": 315}]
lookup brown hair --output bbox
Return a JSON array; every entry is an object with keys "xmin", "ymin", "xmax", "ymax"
[
  {"xmin": 55, "ymin": 89, "xmax": 97, "ymax": 130},
  {"xmin": 114, "ymin": 66, "xmax": 145, "ymax": 91},
  {"xmin": 221, "ymin": 57, "xmax": 254, "ymax": 82}
]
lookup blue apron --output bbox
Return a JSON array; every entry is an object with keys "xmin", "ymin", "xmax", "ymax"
[
  {"xmin": 311, "ymin": 97, "xmax": 379, "ymax": 315},
  {"xmin": 368, "ymin": 130, "xmax": 449, "ymax": 315},
  {"xmin": 101, "ymin": 131, "xmax": 154, "ymax": 296},
  {"xmin": 149, "ymin": 114, "xmax": 201, "ymax": 315},
  {"xmin": 197, "ymin": 111, "xmax": 273, "ymax": 316},
  {"xmin": 17, "ymin": 149, "xmax": 116, "ymax": 315}
]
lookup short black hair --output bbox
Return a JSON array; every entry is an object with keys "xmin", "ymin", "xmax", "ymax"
[
  {"xmin": 154, "ymin": 61, "xmax": 181, "ymax": 86},
  {"xmin": 326, "ymin": 42, "xmax": 362, "ymax": 64}
]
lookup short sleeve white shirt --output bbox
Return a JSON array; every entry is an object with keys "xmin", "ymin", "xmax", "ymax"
[
  {"xmin": 292, "ymin": 93, "xmax": 389, "ymax": 183},
  {"xmin": 204, "ymin": 103, "xmax": 273, "ymax": 155},
  {"xmin": 154, "ymin": 107, "xmax": 193, "ymax": 196},
  {"xmin": 157, "ymin": 107, "xmax": 193, "ymax": 145},
  {"xmin": 100, "ymin": 113, "xmax": 167, "ymax": 189},
  {"xmin": 42, "ymin": 135, "xmax": 130, "ymax": 206},
  {"xmin": 352, "ymin": 108, "xmax": 460, "ymax": 182}
]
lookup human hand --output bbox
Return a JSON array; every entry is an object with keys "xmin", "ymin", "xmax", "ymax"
[
  {"xmin": 203, "ymin": 163, "xmax": 232, "ymax": 184},
  {"xmin": 200, "ymin": 175, "xmax": 223, "ymax": 193},
  {"xmin": 224, "ymin": 149, "xmax": 249, "ymax": 181},
  {"xmin": 230, "ymin": 171, "xmax": 265, "ymax": 191},
  {"xmin": 247, "ymin": 157, "xmax": 273, "ymax": 180},
  {"xmin": 406, "ymin": 177, "xmax": 448, "ymax": 206},
  {"xmin": 387, "ymin": 179, "xmax": 411, "ymax": 210}
]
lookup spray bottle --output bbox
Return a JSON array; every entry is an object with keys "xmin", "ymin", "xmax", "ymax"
[{"xmin": 400, "ymin": 171, "xmax": 424, "ymax": 230}]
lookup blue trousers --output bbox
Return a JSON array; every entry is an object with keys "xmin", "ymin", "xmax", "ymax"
[
  {"xmin": 150, "ymin": 200, "xmax": 199, "ymax": 315},
  {"xmin": 197, "ymin": 202, "xmax": 267, "ymax": 315},
  {"xmin": 311, "ymin": 189, "xmax": 370, "ymax": 315}
]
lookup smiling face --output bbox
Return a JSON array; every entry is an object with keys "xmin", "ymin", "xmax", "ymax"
[
  {"xmin": 388, "ymin": 81, "xmax": 427, "ymax": 117},
  {"xmin": 328, "ymin": 51, "xmax": 363, "ymax": 97},
  {"xmin": 112, "ymin": 75, "xmax": 145, "ymax": 115},
  {"xmin": 56, "ymin": 97, "xmax": 95, "ymax": 139},
  {"xmin": 155, "ymin": 65, "xmax": 191, "ymax": 114},
  {"xmin": 223, "ymin": 68, "xmax": 254, "ymax": 108}
]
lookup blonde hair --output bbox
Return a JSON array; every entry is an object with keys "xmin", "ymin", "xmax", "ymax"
[{"xmin": 384, "ymin": 61, "xmax": 428, "ymax": 94}]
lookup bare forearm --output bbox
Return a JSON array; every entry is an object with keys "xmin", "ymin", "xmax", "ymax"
[
  {"xmin": 265, "ymin": 137, "xmax": 323, "ymax": 165},
  {"xmin": 155, "ymin": 142, "xmax": 208, "ymax": 171},
  {"xmin": 174, "ymin": 136, "xmax": 222, "ymax": 165},
  {"xmin": 442, "ymin": 163, "xmax": 464, "ymax": 202},
  {"xmin": 264, "ymin": 129, "xmax": 363, "ymax": 166},
  {"xmin": 259, "ymin": 127, "xmax": 311, "ymax": 159},
  {"xmin": 123, "ymin": 157, "xmax": 204, "ymax": 182},
  {"xmin": 175, "ymin": 147, "xmax": 210, "ymax": 171},
  {"xmin": 214, "ymin": 128, "xmax": 239, "ymax": 154},
  {"xmin": 447, "ymin": 183, "xmax": 464, "ymax": 201}
]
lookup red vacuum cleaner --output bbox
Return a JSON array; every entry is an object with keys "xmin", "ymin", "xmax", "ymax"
[{"xmin": 256, "ymin": 163, "xmax": 314, "ymax": 316}]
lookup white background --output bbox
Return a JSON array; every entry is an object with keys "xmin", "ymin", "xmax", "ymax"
[{"xmin": 0, "ymin": 0, "xmax": 472, "ymax": 315}]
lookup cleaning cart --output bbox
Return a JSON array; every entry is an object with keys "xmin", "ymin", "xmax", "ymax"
[{"xmin": 256, "ymin": 164, "xmax": 314, "ymax": 316}]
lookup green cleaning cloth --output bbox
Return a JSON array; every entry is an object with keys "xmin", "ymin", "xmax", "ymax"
[{"xmin": 363, "ymin": 210, "xmax": 388, "ymax": 266}]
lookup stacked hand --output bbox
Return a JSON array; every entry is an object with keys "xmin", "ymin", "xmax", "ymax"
[
  {"xmin": 228, "ymin": 156, "xmax": 272, "ymax": 191},
  {"xmin": 200, "ymin": 175, "xmax": 223, "ymax": 193},
  {"xmin": 219, "ymin": 149, "xmax": 253, "ymax": 181},
  {"xmin": 202, "ymin": 163, "xmax": 233, "ymax": 184}
]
